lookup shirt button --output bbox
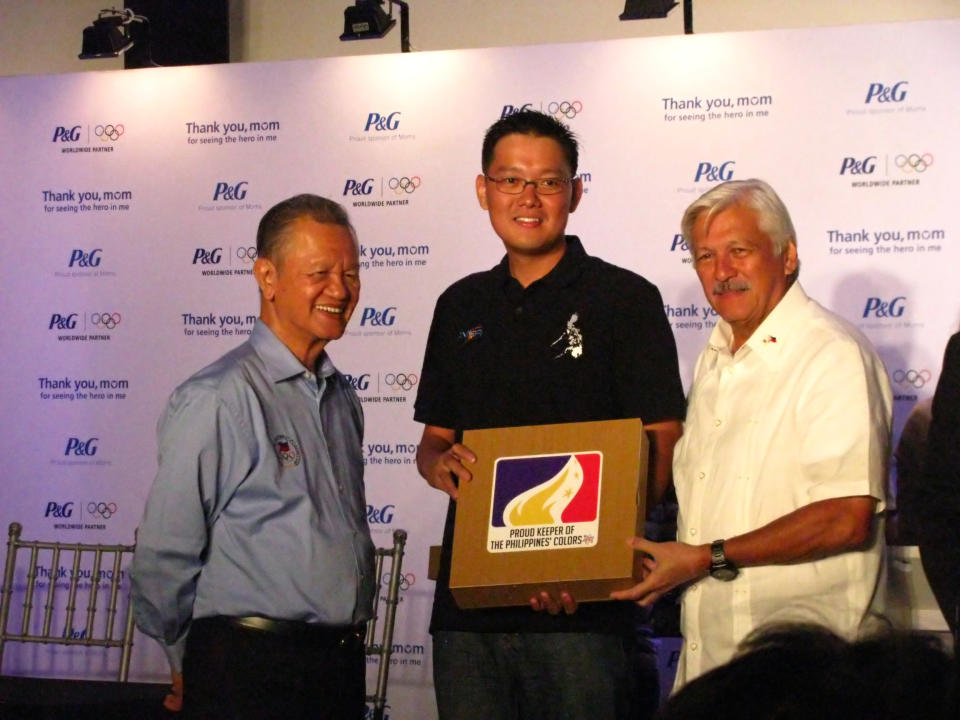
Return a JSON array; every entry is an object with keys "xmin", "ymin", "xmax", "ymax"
[
  {"xmin": 714, "ymin": 419, "xmax": 722, "ymax": 427},
  {"xmin": 689, "ymin": 528, "xmax": 697, "ymax": 537},
  {"xmin": 338, "ymin": 483, "xmax": 344, "ymax": 492},
  {"xmin": 514, "ymin": 306, "xmax": 523, "ymax": 316},
  {"xmin": 698, "ymin": 471, "xmax": 705, "ymax": 479},
  {"xmin": 690, "ymin": 642, "xmax": 698, "ymax": 651}
]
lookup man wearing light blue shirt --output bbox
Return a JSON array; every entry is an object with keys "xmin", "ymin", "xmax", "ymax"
[{"xmin": 131, "ymin": 194, "xmax": 375, "ymax": 720}]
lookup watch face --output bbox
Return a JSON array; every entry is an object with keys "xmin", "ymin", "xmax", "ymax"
[{"xmin": 710, "ymin": 565, "xmax": 739, "ymax": 582}]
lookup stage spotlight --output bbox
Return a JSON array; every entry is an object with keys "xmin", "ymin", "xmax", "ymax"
[
  {"xmin": 79, "ymin": 8, "xmax": 133, "ymax": 58},
  {"xmin": 79, "ymin": 7, "xmax": 152, "ymax": 61},
  {"xmin": 619, "ymin": 0, "xmax": 678, "ymax": 20},
  {"xmin": 340, "ymin": 0, "xmax": 410, "ymax": 53},
  {"xmin": 341, "ymin": 0, "xmax": 395, "ymax": 40}
]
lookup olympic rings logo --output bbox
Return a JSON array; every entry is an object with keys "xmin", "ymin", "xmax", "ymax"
[
  {"xmin": 893, "ymin": 369, "xmax": 931, "ymax": 388},
  {"xmin": 90, "ymin": 312, "xmax": 121, "ymax": 329},
  {"xmin": 895, "ymin": 153, "xmax": 933, "ymax": 173},
  {"xmin": 381, "ymin": 571, "xmax": 415, "ymax": 591},
  {"xmin": 94, "ymin": 124, "xmax": 124, "ymax": 142},
  {"xmin": 388, "ymin": 176, "xmax": 421, "ymax": 195},
  {"xmin": 547, "ymin": 101, "xmax": 583, "ymax": 119},
  {"xmin": 383, "ymin": 372, "xmax": 418, "ymax": 391},
  {"xmin": 236, "ymin": 246, "xmax": 258, "ymax": 262},
  {"xmin": 87, "ymin": 502, "xmax": 117, "ymax": 519}
]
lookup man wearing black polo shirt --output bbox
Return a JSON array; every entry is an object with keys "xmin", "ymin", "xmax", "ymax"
[{"xmin": 414, "ymin": 110, "xmax": 685, "ymax": 720}]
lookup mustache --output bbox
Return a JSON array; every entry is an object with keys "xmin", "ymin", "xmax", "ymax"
[{"xmin": 713, "ymin": 279, "xmax": 751, "ymax": 294}]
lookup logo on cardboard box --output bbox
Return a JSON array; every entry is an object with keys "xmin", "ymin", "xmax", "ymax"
[{"xmin": 486, "ymin": 452, "xmax": 601, "ymax": 553}]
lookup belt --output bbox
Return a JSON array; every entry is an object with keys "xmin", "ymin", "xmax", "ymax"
[{"xmin": 203, "ymin": 615, "xmax": 365, "ymax": 646}]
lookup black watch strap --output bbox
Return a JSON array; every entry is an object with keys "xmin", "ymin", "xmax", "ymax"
[{"xmin": 709, "ymin": 538, "xmax": 739, "ymax": 581}]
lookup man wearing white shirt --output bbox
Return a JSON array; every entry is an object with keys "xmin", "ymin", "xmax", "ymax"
[{"xmin": 612, "ymin": 179, "xmax": 892, "ymax": 687}]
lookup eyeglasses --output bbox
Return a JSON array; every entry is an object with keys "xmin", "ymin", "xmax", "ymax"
[{"xmin": 484, "ymin": 176, "xmax": 573, "ymax": 195}]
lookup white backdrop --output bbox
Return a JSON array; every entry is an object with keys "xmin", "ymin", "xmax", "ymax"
[{"xmin": 1, "ymin": 19, "xmax": 957, "ymax": 719}]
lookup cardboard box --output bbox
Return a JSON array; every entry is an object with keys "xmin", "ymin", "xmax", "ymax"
[{"xmin": 450, "ymin": 418, "xmax": 648, "ymax": 608}]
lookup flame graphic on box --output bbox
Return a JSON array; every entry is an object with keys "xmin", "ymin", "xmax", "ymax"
[
  {"xmin": 487, "ymin": 452, "xmax": 601, "ymax": 553},
  {"xmin": 503, "ymin": 455, "xmax": 583, "ymax": 525}
]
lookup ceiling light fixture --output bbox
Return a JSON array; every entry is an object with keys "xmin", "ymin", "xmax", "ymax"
[
  {"xmin": 619, "ymin": 0, "xmax": 678, "ymax": 20},
  {"xmin": 79, "ymin": 7, "xmax": 150, "ymax": 59},
  {"xmin": 340, "ymin": 0, "xmax": 411, "ymax": 53}
]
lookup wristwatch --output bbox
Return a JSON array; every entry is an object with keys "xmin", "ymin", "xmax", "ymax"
[{"xmin": 709, "ymin": 539, "xmax": 739, "ymax": 581}]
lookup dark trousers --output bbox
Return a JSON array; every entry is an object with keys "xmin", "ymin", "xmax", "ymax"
[
  {"xmin": 433, "ymin": 631, "xmax": 656, "ymax": 720},
  {"xmin": 182, "ymin": 617, "xmax": 366, "ymax": 720}
]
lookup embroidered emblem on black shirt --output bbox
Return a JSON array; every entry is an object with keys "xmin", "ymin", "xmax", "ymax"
[
  {"xmin": 458, "ymin": 325, "xmax": 484, "ymax": 345},
  {"xmin": 552, "ymin": 313, "xmax": 583, "ymax": 359}
]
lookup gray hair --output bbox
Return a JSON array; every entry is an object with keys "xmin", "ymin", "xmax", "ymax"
[
  {"xmin": 256, "ymin": 194, "xmax": 356, "ymax": 263},
  {"xmin": 681, "ymin": 179, "xmax": 797, "ymax": 263}
]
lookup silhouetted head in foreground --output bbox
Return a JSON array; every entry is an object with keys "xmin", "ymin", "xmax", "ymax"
[{"xmin": 658, "ymin": 623, "xmax": 956, "ymax": 720}]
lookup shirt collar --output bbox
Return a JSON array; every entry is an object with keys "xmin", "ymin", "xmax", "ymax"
[
  {"xmin": 707, "ymin": 282, "xmax": 809, "ymax": 366},
  {"xmin": 250, "ymin": 319, "xmax": 337, "ymax": 383},
  {"xmin": 495, "ymin": 235, "xmax": 587, "ymax": 293}
]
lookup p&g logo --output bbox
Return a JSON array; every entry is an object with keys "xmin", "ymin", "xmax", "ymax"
[
  {"xmin": 213, "ymin": 181, "xmax": 248, "ymax": 201},
  {"xmin": 501, "ymin": 103, "xmax": 534, "ymax": 119},
  {"xmin": 49, "ymin": 313, "xmax": 78, "ymax": 330},
  {"xmin": 44, "ymin": 501, "xmax": 74, "ymax": 518},
  {"xmin": 865, "ymin": 81, "xmax": 908, "ymax": 104},
  {"xmin": 68, "ymin": 249, "xmax": 102, "ymax": 268},
  {"xmin": 343, "ymin": 178, "xmax": 375, "ymax": 196},
  {"xmin": 359, "ymin": 307, "xmax": 396, "ymax": 327},
  {"xmin": 862, "ymin": 296, "xmax": 905, "ymax": 318},
  {"xmin": 839, "ymin": 156, "xmax": 876, "ymax": 175},
  {"xmin": 694, "ymin": 161, "xmax": 735, "ymax": 183},
  {"xmin": 365, "ymin": 112, "xmax": 401, "ymax": 132},
  {"xmin": 65, "ymin": 437, "xmax": 99, "ymax": 457},
  {"xmin": 52, "ymin": 126, "xmax": 82, "ymax": 143},
  {"xmin": 367, "ymin": 504, "xmax": 396, "ymax": 524},
  {"xmin": 344, "ymin": 373, "xmax": 371, "ymax": 391},
  {"xmin": 193, "ymin": 248, "xmax": 223, "ymax": 265}
]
